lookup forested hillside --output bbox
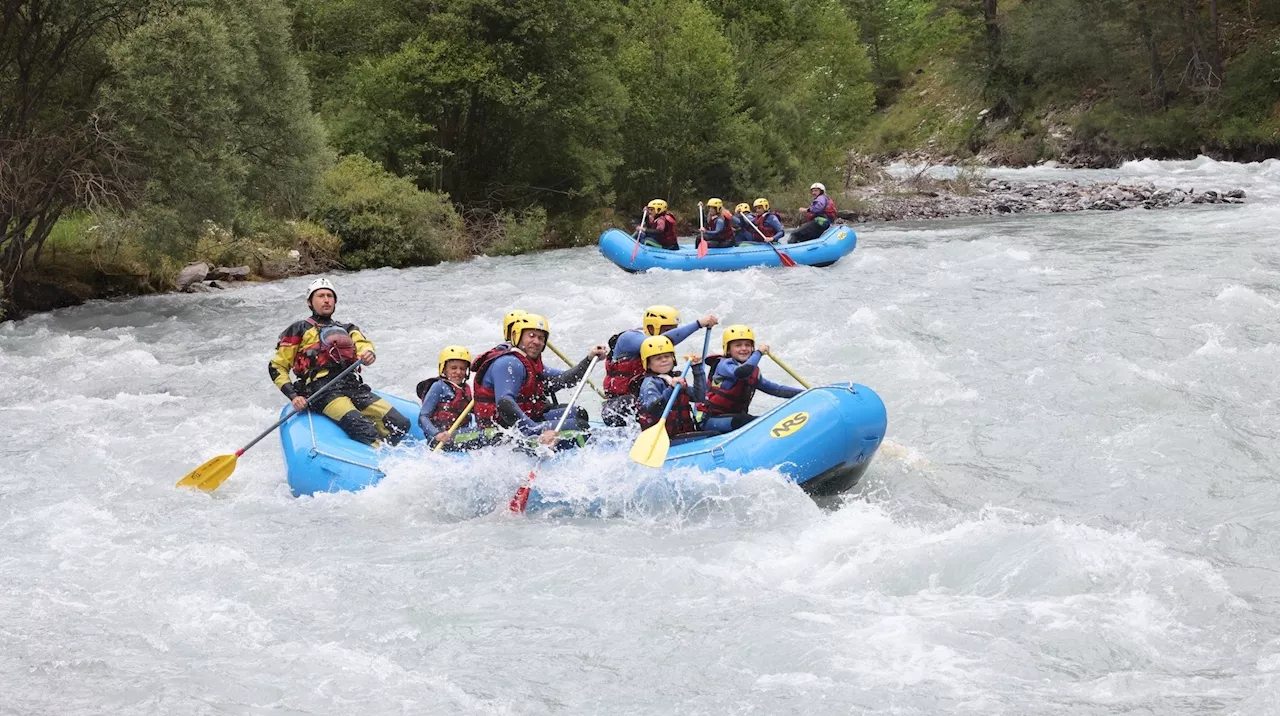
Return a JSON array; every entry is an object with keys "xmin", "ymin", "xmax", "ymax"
[{"xmin": 2, "ymin": 0, "xmax": 1277, "ymax": 317}]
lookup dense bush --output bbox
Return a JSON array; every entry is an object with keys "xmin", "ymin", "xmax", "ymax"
[{"xmin": 313, "ymin": 155, "xmax": 466, "ymax": 269}]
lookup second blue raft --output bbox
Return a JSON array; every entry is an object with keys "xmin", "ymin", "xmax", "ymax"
[
  {"xmin": 598, "ymin": 224, "xmax": 857, "ymax": 272},
  {"xmin": 279, "ymin": 383, "xmax": 886, "ymax": 503}
]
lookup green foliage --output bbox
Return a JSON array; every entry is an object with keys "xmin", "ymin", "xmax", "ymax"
[
  {"xmin": 313, "ymin": 155, "xmax": 465, "ymax": 269},
  {"xmin": 103, "ymin": 0, "xmax": 327, "ymax": 256}
]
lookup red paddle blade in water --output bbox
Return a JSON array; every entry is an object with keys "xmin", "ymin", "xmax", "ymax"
[
  {"xmin": 509, "ymin": 470, "xmax": 536, "ymax": 513},
  {"xmin": 630, "ymin": 236, "xmax": 640, "ymax": 263},
  {"xmin": 777, "ymin": 250, "xmax": 797, "ymax": 267}
]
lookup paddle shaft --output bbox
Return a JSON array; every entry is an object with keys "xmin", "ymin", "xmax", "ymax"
[
  {"xmin": 746, "ymin": 212, "xmax": 798, "ymax": 267},
  {"xmin": 239, "ymin": 360, "xmax": 366, "ymax": 456},
  {"xmin": 432, "ymin": 397, "xmax": 476, "ymax": 453},
  {"xmin": 630, "ymin": 211, "xmax": 647, "ymax": 263},
  {"xmin": 766, "ymin": 352, "xmax": 812, "ymax": 389},
  {"xmin": 547, "ymin": 341, "xmax": 607, "ymax": 399},
  {"xmin": 656, "ymin": 358, "xmax": 696, "ymax": 425},
  {"xmin": 509, "ymin": 355, "xmax": 601, "ymax": 512}
]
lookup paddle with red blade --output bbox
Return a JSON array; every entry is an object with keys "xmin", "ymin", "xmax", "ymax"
[
  {"xmin": 696, "ymin": 201, "xmax": 708, "ymax": 258},
  {"xmin": 509, "ymin": 355, "xmax": 601, "ymax": 513},
  {"xmin": 745, "ymin": 211, "xmax": 798, "ymax": 267}
]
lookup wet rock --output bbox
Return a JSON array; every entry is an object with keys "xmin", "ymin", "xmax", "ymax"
[
  {"xmin": 1226, "ymin": 189, "xmax": 1246, "ymax": 199},
  {"xmin": 177, "ymin": 262, "xmax": 211, "ymax": 291}
]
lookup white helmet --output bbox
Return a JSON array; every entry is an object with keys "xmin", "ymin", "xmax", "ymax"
[
  {"xmin": 307, "ymin": 277, "xmax": 337, "ymax": 302},
  {"xmin": 810, "ymin": 182, "xmax": 826, "ymax": 193}
]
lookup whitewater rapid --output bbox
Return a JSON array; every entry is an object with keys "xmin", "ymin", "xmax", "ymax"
[{"xmin": 2, "ymin": 157, "xmax": 1279, "ymax": 714}]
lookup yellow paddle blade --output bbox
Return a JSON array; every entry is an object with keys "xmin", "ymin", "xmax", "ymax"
[
  {"xmin": 629, "ymin": 422, "xmax": 671, "ymax": 468},
  {"xmin": 175, "ymin": 453, "xmax": 239, "ymax": 492}
]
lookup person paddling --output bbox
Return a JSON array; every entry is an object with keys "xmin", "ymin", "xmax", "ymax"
[
  {"xmin": 639, "ymin": 199, "xmax": 680, "ymax": 250},
  {"xmin": 791, "ymin": 182, "xmax": 838, "ymax": 243},
  {"xmin": 699, "ymin": 324, "xmax": 803, "ymax": 434},
  {"xmin": 268, "ymin": 278, "xmax": 410, "ymax": 446},
  {"xmin": 601, "ymin": 305, "xmax": 718, "ymax": 426},
  {"xmin": 731, "ymin": 203, "xmax": 755, "ymax": 244},
  {"xmin": 701, "ymin": 198, "xmax": 736, "ymax": 249},
  {"xmin": 634, "ymin": 336, "xmax": 706, "ymax": 437},
  {"xmin": 471, "ymin": 314, "xmax": 608, "ymax": 445},
  {"xmin": 416, "ymin": 345, "xmax": 488, "ymax": 451},
  {"xmin": 747, "ymin": 198, "xmax": 785, "ymax": 243}
]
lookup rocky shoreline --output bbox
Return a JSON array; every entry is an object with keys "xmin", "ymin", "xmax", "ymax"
[{"xmin": 832, "ymin": 161, "xmax": 1248, "ymax": 222}]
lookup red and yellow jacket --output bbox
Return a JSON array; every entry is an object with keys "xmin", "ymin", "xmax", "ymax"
[{"xmin": 268, "ymin": 315, "xmax": 374, "ymax": 399}]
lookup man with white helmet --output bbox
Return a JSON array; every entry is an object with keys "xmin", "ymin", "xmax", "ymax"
[
  {"xmin": 791, "ymin": 181, "xmax": 838, "ymax": 243},
  {"xmin": 268, "ymin": 278, "xmax": 410, "ymax": 446}
]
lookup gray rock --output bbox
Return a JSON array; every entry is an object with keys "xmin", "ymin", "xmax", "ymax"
[
  {"xmin": 1226, "ymin": 189, "xmax": 1246, "ymax": 199},
  {"xmin": 176, "ymin": 262, "xmax": 211, "ymax": 291},
  {"xmin": 212, "ymin": 265, "xmax": 251, "ymax": 280}
]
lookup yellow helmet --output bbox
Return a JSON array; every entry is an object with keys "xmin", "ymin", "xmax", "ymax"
[
  {"xmin": 735, "ymin": 202, "xmax": 750, "ymax": 214},
  {"xmin": 508, "ymin": 313, "xmax": 550, "ymax": 344},
  {"xmin": 647, "ymin": 198, "xmax": 668, "ymax": 214},
  {"xmin": 502, "ymin": 310, "xmax": 528, "ymax": 342},
  {"xmin": 438, "ymin": 345, "xmax": 472, "ymax": 375},
  {"xmin": 643, "ymin": 304, "xmax": 680, "ymax": 336},
  {"xmin": 706, "ymin": 198, "xmax": 724, "ymax": 211},
  {"xmin": 752, "ymin": 197, "xmax": 770, "ymax": 211},
  {"xmin": 721, "ymin": 324, "xmax": 756, "ymax": 352},
  {"xmin": 640, "ymin": 335, "xmax": 675, "ymax": 366}
]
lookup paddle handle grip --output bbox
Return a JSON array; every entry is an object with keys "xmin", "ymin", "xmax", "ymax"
[
  {"xmin": 433, "ymin": 398, "xmax": 476, "ymax": 453},
  {"xmin": 240, "ymin": 359, "xmax": 366, "ymax": 454}
]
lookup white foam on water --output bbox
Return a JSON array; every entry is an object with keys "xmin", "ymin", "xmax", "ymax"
[{"xmin": 2, "ymin": 157, "xmax": 1279, "ymax": 714}]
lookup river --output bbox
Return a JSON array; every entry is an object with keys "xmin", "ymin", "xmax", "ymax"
[{"xmin": 2, "ymin": 156, "xmax": 1278, "ymax": 714}]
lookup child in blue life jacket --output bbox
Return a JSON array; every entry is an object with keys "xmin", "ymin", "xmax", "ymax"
[
  {"xmin": 699, "ymin": 325, "xmax": 803, "ymax": 434},
  {"xmin": 634, "ymin": 335, "xmax": 706, "ymax": 437},
  {"xmin": 417, "ymin": 345, "xmax": 488, "ymax": 451}
]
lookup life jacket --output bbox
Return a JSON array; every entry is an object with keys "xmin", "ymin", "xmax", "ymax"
[
  {"xmin": 417, "ymin": 378, "xmax": 473, "ymax": 430},
  {"xmin": 471, "ymin": 346, "xmax": 548, "ymax": 425},
  {"xmin": 807, "ymin": 195, "xmax": 838, "ymax": 221},
  {"xmin": 633, "ymin": 372, "xmax": 698, "ymax": 436},
  {"xmin": 699, "ymin": 354, "xmax": 759, "ymax": 416},
  {"xmin": 651, "ymin": 212, "xmax": 680, "ymax": 249},
  {"xmin": 704, "ymin": 209, "xmax": 734, "ymax": 242},
  {"xmin": 291, "ymin": 317, "xmax": 358, "ymax": 381},
  {"xmin": 603, "ymin": 329, "xmax": 645, "ymax": 397},
  {"xmin": 753, "ymin": 211, "xmax": 783, "ymax": 239}
]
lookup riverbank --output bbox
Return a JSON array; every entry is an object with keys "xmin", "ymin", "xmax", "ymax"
[
  {"xmin": 833, "ymin": 160, "xmax": 1248, "ymax": 222},
  {"xmin": 4, "ymin": 159, "xmax": 1253, "ymax": 322}
]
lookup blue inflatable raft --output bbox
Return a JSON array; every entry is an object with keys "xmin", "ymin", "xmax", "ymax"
[
  {"xmin": 279, "ymin": 383, "xmax": 886, "ymax": 502},
  {"xmin": 598, "ymin": 224, "xmax": 857, "ymax": 272}
]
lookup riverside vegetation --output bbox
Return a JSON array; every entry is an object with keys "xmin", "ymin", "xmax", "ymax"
[{"xmin": 2, "ymin": 0, "xmax": 1275, "ymax": 318}]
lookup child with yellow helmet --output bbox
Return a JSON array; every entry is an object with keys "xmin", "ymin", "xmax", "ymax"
[
  {"xmin": 639, "ymin": 199, "xmax": 680, "ymax": 250},
  {"xmin": 699, "ymin": 324, "xmax": 803, "ymax": 434},
  {"xmin": 633, "ymin": 335, "xmax": 706, "ymax": 437},
  {"xmin": 600, "ymin": 304, "xmax": 718, "ymax": 426},
  {"xmin": 701, "ymin": 198, "xmax": 735, "ymax": 249},
  {"xmin": 416, "ymin": 345, "xmax": 487, "ymax": 450},
  {"xmin": 746, "ymin": 198, "xmax": 785, "ymax": 243},
  {"xmin": 731, "ymin": 202, "xmax": 755, "ymax": 244}
]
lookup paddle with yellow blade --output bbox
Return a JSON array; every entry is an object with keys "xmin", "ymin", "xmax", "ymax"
[
  {"xmin": 547, "ymin": 341, "xmax": 607, "ymax": 399},
  {"xmin": 765, "ymin": 351, "xmax": 812, "ymax": 389},
  {"xmin": 432, "ymin": 399, "xmax": 476, "ymax": 453},
  {"xmin": 175, "ymin": 360, "xmax": 365, "ymax": 492},
  {"xmin": 629, "ymin": 328, "xmax": 711, "ymax": 468}
]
